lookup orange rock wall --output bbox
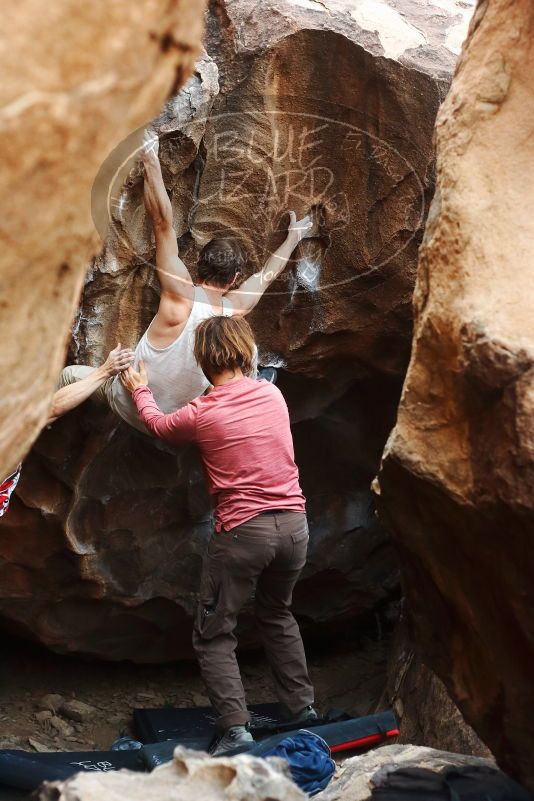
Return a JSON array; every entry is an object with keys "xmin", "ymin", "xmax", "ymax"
[
  {"xmin": 377, "ymin": 0, "xmax": 534, "ymax": 788},
  {"xmin": 0, "ymin": 0, "xmax": 207, "ymax": 477}
]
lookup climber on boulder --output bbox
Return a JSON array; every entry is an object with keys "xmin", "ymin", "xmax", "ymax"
[
  {"xmin": 57, "ymin": 131, "xmax": 314, "ymax": 433},
  {"xmin": 120, "ymin": 315, "xmax": 317, "ymax": 756}
]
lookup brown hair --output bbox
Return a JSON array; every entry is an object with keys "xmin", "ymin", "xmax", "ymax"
[
  {"xmin": 194, "ymin": 316, "xmax": 256, "ymax": 379},
  {"xmin": 197, "ymin": 238, "xmax": 247, "ymax": 288}
]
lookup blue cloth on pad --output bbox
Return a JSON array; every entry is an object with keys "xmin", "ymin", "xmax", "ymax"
[{"xmin": 260, "ymin": 729, "xmax": 336, "ymax": 796}]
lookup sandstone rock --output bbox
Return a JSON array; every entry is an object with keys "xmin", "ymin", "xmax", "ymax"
[
  {"xmin": 49, "ymin": 715, "xmax": 75, "ymax": 739},
  {"xmin": 37, "ymin": 694, "xmax": 64, "ymax": 713},
  {"xmin": 191, "ymin": 692, "xmax": 211, "ymax": 707},
  {"xmin": 28, "ymin": 737, "xmax": 54, "ymax": 753},
  {"xmin": 316, "ymin": 744, "xmax": 530, "ymax": 801},
  {"xmin": 383, "ymin": 617, "xmax": 491, "ymax": 758},
  {"xmin": 376, "ymin": 0, "xmax": 534, "ymax": 791},
  {"xmin": 36, "ymin": 746, "xmax": 306, "ymax": 801},
  {"xmin": 0, "ymin": 0, "xmax": 473, "ymax": 660},
  {"xmin": 36, "ymin": 710, "xmax": 53, "ymax": 724},
  {"xmin": 0, "ymin": 0, "xmax": 208, "ymax": 479},
  {"xmin": 59, "ymin": 699, "xmax": 97, "ymax": 723},
  {"xmin": 0, "ymin": 736, "xmax": 24, "ymax": 750}
]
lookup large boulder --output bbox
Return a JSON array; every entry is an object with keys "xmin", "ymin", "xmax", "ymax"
[
  {"xmin": 0, "ymin": 0, "xmax": 473, "ymax": 660},
  {"xmin": 376, "ymin": 0, "xmax": 534, "ymax": 790},
  {"xmin": 382, "ymin": 616, "xmax": 491, "ymax": 758},
  {"xmin": 0, "ymin": 0, "xmax": 208, "ymax": 479}
]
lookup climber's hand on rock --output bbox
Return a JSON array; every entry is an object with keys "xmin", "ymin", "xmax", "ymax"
[
  {"xmin": 120, "ymin": 361, "xmax": 148, "ymax": 393},
  {"xmin": 140, "ymin": 130, "xmax": 159, "ymax": 164},
  {"xmin": 103, "ymin": 344, "xmax": 135, "ymax": 377},
  {"xmin": 288, "ymin": 211, "xmax": 314, "ymax": 241}
]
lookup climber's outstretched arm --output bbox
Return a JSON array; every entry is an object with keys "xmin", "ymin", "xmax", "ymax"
[
  {"xmin": 141, "ymin": 132, "xmax": 195, "ymax": 305},
  {"xmin": 47, "ymin": 345, "xmax": 134, "ymax": 424},
  {"xmin": 227, "ymin": 211, "xmax": 312, "ymax": 316}
]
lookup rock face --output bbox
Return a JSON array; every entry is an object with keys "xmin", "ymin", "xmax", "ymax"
[
  {"xmin": 0, "ymin": 0, "xmax": 472, "ymax": 660},
  {"xmin": 0, "ymin": 0, "xmax": 208, "ymax": 479},
  {"xmin": 383, "ymin": 616, "xmax": 491, "ymax": 758},
  {"xmin": 376, "ymin": 0, "xmax": 534, "ymax": 790},
  {"xmin": 316, "ymin": 744, "xmax": 531, "ymax": 801},
  {"xmin": 36, "ymin": 746, "xmax": 306, "ymax": 801}
]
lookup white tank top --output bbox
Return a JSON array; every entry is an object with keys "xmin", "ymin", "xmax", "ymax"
[{"xmin": 110, "ymin": 286, "xmax": 233, "ymax": 432}]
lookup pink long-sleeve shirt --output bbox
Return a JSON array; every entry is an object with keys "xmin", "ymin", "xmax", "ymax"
[{"xmin": 132, "ymin": 377, "xmax": 306, "ymax": 532}]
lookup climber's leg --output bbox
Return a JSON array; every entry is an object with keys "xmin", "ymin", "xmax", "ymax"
[
  {"xmin": 58, "ymin": 365, "xmax": 111, "ymax": 405},
  {"xmin": 48, "ymin": 365, "xmax": 119, "ymax": 423},
  {"xmin": 57, "ymin": 365, "xmax": 94, "ymax": 388}
]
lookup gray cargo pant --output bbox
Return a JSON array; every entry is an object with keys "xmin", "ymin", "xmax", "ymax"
[{"xmin": 193, "ymin": 510, "xmax": 314, "ymax": 730}]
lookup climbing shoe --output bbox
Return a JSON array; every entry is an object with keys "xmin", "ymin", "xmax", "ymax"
[
  {"xmin": 282, "ymin": 705, "xmax": 319, "ymax": 727},
  {"xmin": 257, "ymin": 367, "xmax": 278, "ymax": 384},
  {"xmin": 210, "ymin": 725, "xmax": 254, "ymax": 757}
]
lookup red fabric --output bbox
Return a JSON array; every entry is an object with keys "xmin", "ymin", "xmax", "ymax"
[
  {"xmin": 0, "ymin": 465, "xmax": 21, "ymax": 518},
  {"xmin": 330, "ymin": 728, "xmax": 399, "ymax": 753},
  {"xmin": 132, "ymin": 377, "xmax": 305, "ymax": 532}
]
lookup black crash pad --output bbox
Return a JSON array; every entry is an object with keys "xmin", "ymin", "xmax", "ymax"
[
  {"xmin": 140, "ymin": 711, "xmax": 399, "ymax": 768},
  {"xmin": 0, "ymin": 786, "xmax": 27, "ymax": 801},
  {"xmin": 0, "ymin": 710, "xmax": 399, "ymax": 790},
  {"xmin": 0, "ymin": 749, "xmax": 142, "ymax": 792},
  {"xmin": 133, "ymin": 702, "xmax": 286, "ymax": 750},
  {"xmin": 248, "ymin": 711, "xmax": 399, "ymax": 755}
]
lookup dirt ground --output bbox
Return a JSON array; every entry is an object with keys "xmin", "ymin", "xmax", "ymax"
[{"xmin": 0, "ymin": 627, "xmax": 390, "ymax": 799}]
